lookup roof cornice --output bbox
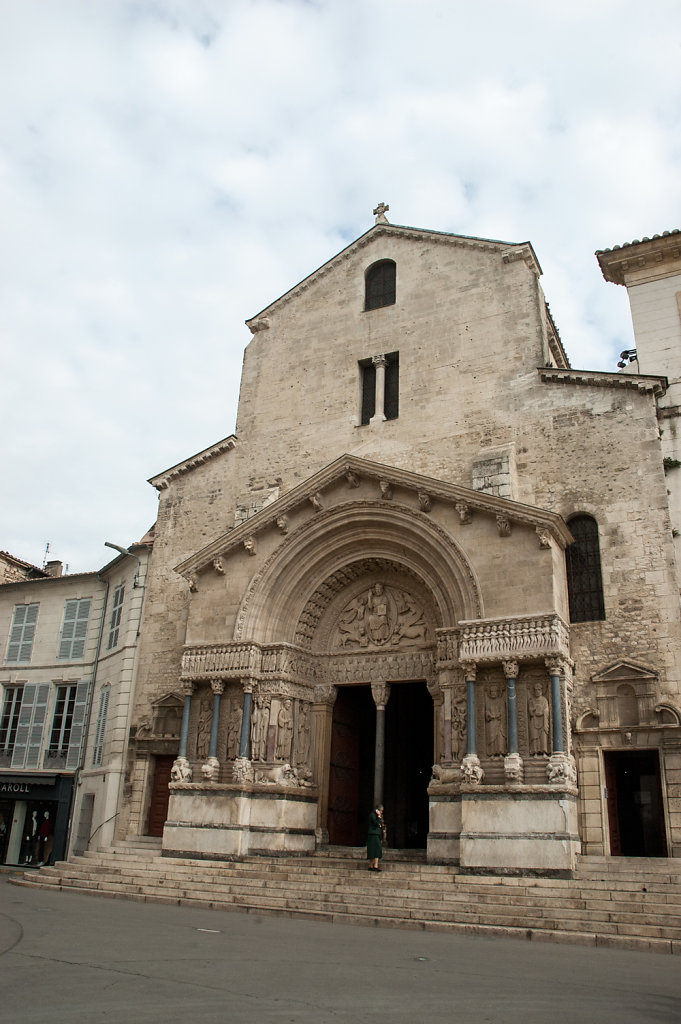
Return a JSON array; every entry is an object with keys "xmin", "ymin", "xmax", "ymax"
[
  {"xmin": 149, "ymin": 436, "xmax": 237, "ymax": 490},
  {"xmin": 539, "ymin": 366, "xmax": 667, "ymax": 398},
  {"xmin": 245, "ymin": 224, "xmax": 541, "ymax": 330},
  {"xmin": 596, "ymin": 230, "xmax": 681, "ymax": 286},
  {"xmin": 175, "ymin": 453, "xmax": 572, "ymax": 582}
]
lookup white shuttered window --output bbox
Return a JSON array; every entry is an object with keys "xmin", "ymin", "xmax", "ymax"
[
  {"xmin": 107, "ymin": 586, "xmax": 124, "ymax": 649},
  {"xmin": 58, "ymin": 599, "xmax": 92, "ymax": 660},
  {"xmin": 6, "ymin": 604, "xmax": 39, "ymax": 663}
]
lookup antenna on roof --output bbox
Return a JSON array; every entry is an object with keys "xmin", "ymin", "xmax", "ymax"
[{"xmin": 42, "ymin": 542, "xmax": 50, "ymax": 569}]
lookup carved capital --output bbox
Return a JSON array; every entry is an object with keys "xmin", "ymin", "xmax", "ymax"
[
  {"xmin": 418, "ymin": 491, "xmax": 432, "ymax": 512},
  {"xmin": 545, "ymin": 655, "xmax": 565, "ymax": 676},
  {"xmin": 180, "ymin": 680, "xmax": 195, "ymax": 697},
  {"xmin": 460, "ymin": 660, "xmax": 477, "ymax": 681},
  {"xmin": 496, "ymin": 514, "xmax": 511, "ymax": 537},
  {"xmin": 371, "ymin": 683, "xmax": 391, "ymax": 709},
  {"xmin": 242, "ymin": 678, "xmax": 256, "ymax": 694},
  {"xmin": 313, "ymin": 684, "xmax": 338, "ymax": 705},
  {"xmin": 455, "ymin": 501, "xmax": 472, "ymax": 524},
  {"xmin": 210, "ymin": 680, "xmax": 226, "ymax": 695},
  {"xmin": 502, "ymin": 660, "xmax": 519, "ymax": 680},
  {"xmin": 426, "ymin": 676, "xmax": 441, "ymax": 700},
  {"xmin": 372, "ymin": 353, "xmax": 388, "ymax": 369}
]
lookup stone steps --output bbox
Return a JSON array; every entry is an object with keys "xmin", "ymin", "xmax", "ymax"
[{"xmin": 12, "ymin": 851, "xmax": 681, "ymax": 954}]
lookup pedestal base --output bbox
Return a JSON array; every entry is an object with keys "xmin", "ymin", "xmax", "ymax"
[
  {"xmin": 459, "ymin": 788, "xmax": 580, "ymax": 873},
  {"xmin": 162, "ymin": 784, "xmax": 318, "ymax": 859}
]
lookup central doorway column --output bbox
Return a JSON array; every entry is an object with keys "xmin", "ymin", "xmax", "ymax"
[
  {"xmin": 371, "ymin": 683, "xmax": 391, "ymax": 807},
  {"xmin": 502, "ymin": 659, "xmax": 524, "ymax": 784},
  {"xmin": 311, "ymin": 684, "xmax": 337, "ymax": 845}
]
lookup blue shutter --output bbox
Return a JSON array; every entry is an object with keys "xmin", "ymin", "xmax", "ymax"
[{"xmin": 65, "ymin": 681, "xmax": 90, "ymax": 769}]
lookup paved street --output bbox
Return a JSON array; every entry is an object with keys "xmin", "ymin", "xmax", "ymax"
[{"xmin": 1, "ymin": 874, "xmax": 680, "ymax": 1024}]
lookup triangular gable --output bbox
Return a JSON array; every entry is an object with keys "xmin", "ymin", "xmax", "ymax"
[
  {"xmin": 175, "ymin": 453, "xmax": 572, "ymax": 582},
  {"xmin": 591, "ymin": 660, "xmax": 659, "ymax": 684},
  {"xmin": 151, "ymin": 693, "xmax": 185, "ymax": 708},
  {"xmin": 245, "ymin": 222, "xmax": 541, "ymax": 329}
]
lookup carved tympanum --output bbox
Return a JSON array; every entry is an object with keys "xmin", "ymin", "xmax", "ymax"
[{"xmin": 334, "ymin": 582, "xmax": 429, "ymax": 650}]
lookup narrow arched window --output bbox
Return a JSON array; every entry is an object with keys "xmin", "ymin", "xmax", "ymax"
[
  {"xmin": 365, "ymin": 260, "xmax": 396, "ymax": 311},
  {"xmin": 566, "ymin": 514, "xmax": 606, "ymax": 622}
]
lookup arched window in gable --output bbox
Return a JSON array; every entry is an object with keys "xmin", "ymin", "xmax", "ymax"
[
  {"xmin": 365, "ymin": 259, "xmax": 396, "ymax": 311},
  {"xmin": 565, "ymin": 514, "xmax": 606, "ymax": 622}
]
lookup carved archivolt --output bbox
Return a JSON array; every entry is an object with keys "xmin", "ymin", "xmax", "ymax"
[{"xmin": 233, "ymin": 500, "xmax": 484, "ymax": 643}]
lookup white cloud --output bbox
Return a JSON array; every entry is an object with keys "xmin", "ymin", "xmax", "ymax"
[{"xmin": 1, "ymin": 0, "xmax": 680, "ymax": 570}]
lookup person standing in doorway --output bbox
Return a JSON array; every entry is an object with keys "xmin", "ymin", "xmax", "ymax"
[{"xmin": 367, "ymin": 805, "xmax": 385, "ymax": 872}]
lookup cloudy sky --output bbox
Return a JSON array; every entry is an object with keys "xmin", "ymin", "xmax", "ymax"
[{"xmin": 2, "ymin": 0, "xmax": 680, "ymax": 574}]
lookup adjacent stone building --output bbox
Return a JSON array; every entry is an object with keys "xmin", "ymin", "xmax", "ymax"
[
  {"xmin": 17, "ymin": 211, "xmax": 681, "ymax": 874},
  {"xmin": 0, "ymin": 544, "xmax": 150, "ymax": 865}
]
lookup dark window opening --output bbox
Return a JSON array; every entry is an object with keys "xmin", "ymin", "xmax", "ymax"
[
  {"xmin": 365, "ymin": 260, "xmax": 396, "ymax": 311},
  {"xmin": 360, "ymin": 360, "xmax": 376, "ymax": 425},
  {"xmin": 384, "ymin": 353, "xmax": 399, "ymax": 420},
  {"xmin": 566, "ymin": 514, "xmax": 605, "ymax": 622}
]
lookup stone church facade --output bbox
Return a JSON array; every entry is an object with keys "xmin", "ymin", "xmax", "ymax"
[{"xmin": 119, "ymin": 210, "xmax": 681, "ymax": 872}]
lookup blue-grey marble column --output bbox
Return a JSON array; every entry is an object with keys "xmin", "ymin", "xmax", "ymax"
[
  {"xmin": 208, "ymin": 681, "xmax": 224, "ymax": 760},
  {"xmin": 239, "ymin": 683, "xmax": 254, "ymax": 759},
  {"xmin": 503, "ymin": 660, "xmax": 519, "ymax": 755},
  {"xmin": 547, "ymin": 657, "xmax": 565, "ymax": 753},
  {"xmin": 178, "ymin": 684, "xmax": 194, "ymax": 759},
  {"xmin": 463, "ymin": 662, "xmax": 478, "ymax": 756}
]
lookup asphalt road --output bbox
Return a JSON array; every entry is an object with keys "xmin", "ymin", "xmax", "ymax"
[{"xmin": 1, "ymin": 875, "xmax": 680, "ymax": 1023}]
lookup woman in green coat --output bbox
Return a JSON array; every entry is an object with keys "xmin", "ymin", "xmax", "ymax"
[{"xmin": 366, "ymin": 805, "xmax": 385, "ymax": 872}]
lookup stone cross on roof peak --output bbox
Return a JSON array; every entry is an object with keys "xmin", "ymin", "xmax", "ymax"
[{"xmin": 373, "ymin": 202, "xmax": 390, "ymax": 225}]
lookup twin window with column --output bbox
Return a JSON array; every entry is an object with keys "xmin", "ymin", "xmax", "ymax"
[{"xmin": 359, "ymin": 353, "xmax": 399, "ymax": 425}]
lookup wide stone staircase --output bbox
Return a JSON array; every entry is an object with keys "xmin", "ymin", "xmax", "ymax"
[{"xmin": 11, "ymin": 842, "xmax": 681, "ymax": 955}]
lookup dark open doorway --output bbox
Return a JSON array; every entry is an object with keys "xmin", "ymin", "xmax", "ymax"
[
  {"xmin": 326, "ymin": 682, "xmax": 433, "ymax": 849},
  {"xmin": 604, "ymin": 749, "xmax": 667, "ymax": 857}
]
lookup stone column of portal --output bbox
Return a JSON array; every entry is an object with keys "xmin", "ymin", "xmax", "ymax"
[
  {"xmin": 371, "ymin": 683, "xmax": 391, "ymax": 807},
  {"xmin": 233, "ymin": 679, "xmax": 255, "ymax": 784},
  {"xmin": 502, "ymin": 660, "xmax": 523, "ymax": 784},
  {"xmin": 546, "ymin": 656, "xmax": 577, "ymax": 787},
  {"xmin": 311, "ymin": 684, "xmax": 338, "ymax": 846},
  {"xmin": 171, "ymin": 681, "xmax": 195, "ymax": 782},
  {"xmin": 460, "ymin": 661, "xmax": 484, "ymax": 785},
  {"xmin": 371, "ymin": 354, "xmax": 388, "ymax": 423},
  {"xmin": 201, "ymin": 680, "xmax": 224, "ymax": 782}
]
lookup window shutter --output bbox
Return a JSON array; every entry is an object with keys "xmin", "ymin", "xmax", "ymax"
[
  {"xmin": 65, "ymin": 681, "xmax": 90, "ymax": 769},
  {"xmin": 58, "ymin": 599, "xmax": 91, "ymax": 660},
  {"xmin": 92, "ymin": 686, "xmax": 110, "ymax": 767},
  {"xmin": 10, "ymin": 683, "xmax": 36, "ymax": 768},
  {"xmin": 7, "ymin": 604, "xmax": 39, "ymax": 663},
  {"xmin": 25, "ymin": 684, "xmax": 50, "ymax": 768}
]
